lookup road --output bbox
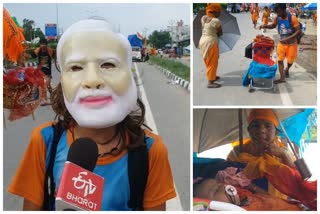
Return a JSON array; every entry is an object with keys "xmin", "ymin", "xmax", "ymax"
[
  {"xmin": 135, "ymin": 62, "xmax": 190, "ymax": 211},
  {"xmin": 193, "ymin": 12, "xmax": 317, "ymax": 106},
  {"xmin": 3, "ymin": 62, "xmax": 190, "ymax": 211},
  {"xmin": 3, "ymin": 65, "xmax": 61, "ymax": 211}
]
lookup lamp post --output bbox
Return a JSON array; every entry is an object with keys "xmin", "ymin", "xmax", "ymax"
[
  {"xmin": 56, "ymin": 4, "xmax": 59, "ymax": 40},
  {"xmin": 142, "ymin": 27, "xmax": 148, "ymax": 47},
  {"xmin": 168, "ymin": 19, "xmax": 177, "ymax": 48}
]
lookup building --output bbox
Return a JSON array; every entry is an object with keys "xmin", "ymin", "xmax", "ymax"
[{"xmin": 167, "ymin": 20, "xmax": 190, "ymax": 43}]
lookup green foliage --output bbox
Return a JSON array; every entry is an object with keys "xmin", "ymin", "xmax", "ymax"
[
  {"xmin": 193, "ymin": 3, "xmax": 207, "ymax": 14},
  {"xmin": 48, "ymin": 42, "xmax": 57, "ymax": 49},
  {"xmin": 193, "ymin": 3, "xmax": 228, "ymax": 14},
  {"xmin": 34, "ymin": 28, "xmax": 45, "ymax": 40},
  {"xmin": 179, "ymin": 40, "xmax": 190, "ymax": 48},
  {"xmin": 148, "ymin": 31, "xmax": 171, "ymax": 49},
  {"xmin": 220, "ymin": 3, "xmax": 228, "ymax": 9},
  {"xmin": 22, "ymin": 18, "xmax": 35, "ymax": 41},
  {"xmin": 25, "ymin": 48, "xmax": 36, "ymax": 62},
  {"xmin": 22, "ymin": 19, "xmax": 45, "ymax": 41},
  {"xmin": 301, "ymin": 126, "xmax": 317, "ymax": 141},
  {"xmin": 28, "ymin": 43, "xmax": 38, "ymax": 49},
  {"xmin": 149, "ymin": 56, "xmax": 190, "ymax": 81}
]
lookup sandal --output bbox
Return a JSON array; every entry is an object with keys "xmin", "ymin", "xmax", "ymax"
[
  {"xmin": 207, "ymin": 83, "xmax": 221, "ymax": 88},
  {"xmin": 273, "ymin": 79, "xmax": 286, "ymax": 84}
]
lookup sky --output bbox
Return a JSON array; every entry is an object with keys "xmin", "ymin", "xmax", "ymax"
[{"xmin": 4, "ymin": 3, "xmax": 190, "ymax": 38}]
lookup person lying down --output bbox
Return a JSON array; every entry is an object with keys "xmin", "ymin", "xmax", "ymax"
[{"xmin": 194, "ymin": 178, "xmax": 302, "ymax": 211}]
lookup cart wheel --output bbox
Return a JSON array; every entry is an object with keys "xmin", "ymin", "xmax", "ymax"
[{"xmin": 248, "ymin": 84, "xmax": 254, "ymax": 93}]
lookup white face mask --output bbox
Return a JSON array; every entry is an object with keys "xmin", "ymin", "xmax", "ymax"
[{"xmin": 57, "ymin": 20, "xmax": 137, "ymax": 128}]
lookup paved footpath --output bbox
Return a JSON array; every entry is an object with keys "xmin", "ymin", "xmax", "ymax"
[{"xmin": 193, "ymin": 12, "xmax": 317, "ymax": 106}]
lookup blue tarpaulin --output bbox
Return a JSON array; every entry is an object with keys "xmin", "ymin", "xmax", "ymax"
[
  {"xmin": 242, "ymin": 61, "xmax": 277, "ymax": 86},
  {"xmin": 128, "ymin": 34, "xmax": 143, "ymax": 48},
  {"xmin": 278, "ymin": 109, "xmax": 315, "ymax": 154},
  {"xmin": 302, "ymin": 3, "xmax": 317, "ymax": 10}
]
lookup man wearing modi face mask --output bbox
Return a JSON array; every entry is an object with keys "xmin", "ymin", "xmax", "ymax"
[{"xmin": 8, "ymin": 19, "xmax": 176, "ymax": 211}]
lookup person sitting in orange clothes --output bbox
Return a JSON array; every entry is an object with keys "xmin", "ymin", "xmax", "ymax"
[
  {"xmin": 227, "ymin": 109, "xmax": 296, "ymax": 199},
  {"xmin": 228, "ymin": 109, "xmax": 295, "ymax": 167},
  {"xmin": 194, "ymin": 178, "xmax": 303, "ymax": 211}
]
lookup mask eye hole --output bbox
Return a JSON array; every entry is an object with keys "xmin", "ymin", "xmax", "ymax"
[
  {"xmin": 71, "ymin": 65, "xmax": 83, "ymax": 72},
  {"xmin": 101, "ymin": 62, "xmax": 115, "ymax": 69}
]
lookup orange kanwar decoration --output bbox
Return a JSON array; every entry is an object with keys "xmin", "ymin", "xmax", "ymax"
[
  {"xmin": 3, "ymin": 8, "xmax": 48, "ymax": 121},
  {"xmin": 252, "ymin": 35, "xmax": 275, "ymax": 66},
  {"xmin": 3, "ymin": 7, "xmax": 25, "ymax": 63}
]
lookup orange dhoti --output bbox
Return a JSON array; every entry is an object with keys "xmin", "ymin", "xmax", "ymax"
[
  {"xmin": 251, "ymin": 13, "xmax": 259, "ymax": 23},
  {"xmin": 277, "ymin": 43, "xmax": 298, "ymax": 64},
  {"xmin": 262, "ymin": 17, "xmax": 268, "ymax": 25},
  {"xmin": 203, "ymin": 42, "xmax": 219, "ymax": 81}
]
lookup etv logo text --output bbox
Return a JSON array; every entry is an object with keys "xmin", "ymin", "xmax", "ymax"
[{"xmin": 72, "ymin": 172, "xmax": 97, "ymax": 197}]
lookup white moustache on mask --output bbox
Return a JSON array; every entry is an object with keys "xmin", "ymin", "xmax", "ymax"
[{"xmin": 64, "ymin": 77, "xmax": 137, "ymax": 129}]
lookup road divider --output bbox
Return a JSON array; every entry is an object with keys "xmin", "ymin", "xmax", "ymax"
[
  {"xmin": 151, "ymin": 64, "xmax": 190, "ymax": 91},
  {"xmin": 24, "ymin": 62, "xmax": 38, "ymax": 68}
]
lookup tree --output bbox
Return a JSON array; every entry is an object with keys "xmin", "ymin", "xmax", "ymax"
[
  {"xmin": 193, "ymin": 3, "xmax": 228, "ymax": 14},
  {"xmin": 22, "ymin": 18, "xmax": 35, "ymax": 41},
  {"xmin": 148, "ymin": 30, "xmax": 171, "ymax": 49},
  {"xmin": 193, "ymin": 3, "xmax": 207, "ymax": 14},
  {"xmin": 34, "ymin": 28, "xmax": 45, "ymax": 40}
]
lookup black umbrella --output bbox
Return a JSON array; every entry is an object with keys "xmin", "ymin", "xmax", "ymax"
[
  {"xmin": 193, "ymin": 9, "xmax": 241, "ymax": 53},
  {"xmin": 194, "ymin": 109, "xmax": 313, "ymax": 180}
]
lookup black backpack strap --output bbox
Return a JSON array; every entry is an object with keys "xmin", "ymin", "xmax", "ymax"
[
  {"xmin": 127, "ymin": 133, "xmax": 149, "ymax": 211},
  {"xmin": 42, "ymin": 120, "xmax": 64, "ymax": 210}
]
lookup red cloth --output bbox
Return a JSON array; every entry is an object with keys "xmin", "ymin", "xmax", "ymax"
[
  {"xmin": 234, "ymin": 153, "xmax": 317, "ymax": 210},
  {"xmin": 266, "ymin": 165, "xmax": 317, "ymax": 210},
  {"xmin": 253, "ymin": 55, "xmax": 275, "ymax": 66},
  {"xmin": 4, "ymin": 66, "xmax": 46, "ymax": 121}
]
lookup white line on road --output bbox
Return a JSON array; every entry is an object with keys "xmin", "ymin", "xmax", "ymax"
[
  {"xmin": 134, "ymin": 62, "xmax": 183, "ymax": 211},
  {"xmin": 277, "ymin": 61, "xmax": 297, "ymax": 106},
  {"xmin": 278, "ymin": 83, "xmax": 293, "ymax": 106},
  {"xmin": 134, "ymin": 63, "xmax": 158, "ymax": 135}
]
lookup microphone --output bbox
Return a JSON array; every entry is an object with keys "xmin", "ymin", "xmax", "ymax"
[{"xmin": 55, "ymin": 138, "xmax": 104, "ymax": 211}]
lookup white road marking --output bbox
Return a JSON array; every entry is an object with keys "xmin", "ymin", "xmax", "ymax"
[
  {"xmin": 134, "ymin": 62, "xmax": 158, "ymax": 134},
  {"xmin": 134, "ymin": 62, "xmax": 183, "ymax": 211},
  {"xmin": 278, "ymin": 83, "xmax": 293, "ymax": 106},
  {"xmin": 277, "ymin": 60, "xmax": 295, "ymax": 106}
]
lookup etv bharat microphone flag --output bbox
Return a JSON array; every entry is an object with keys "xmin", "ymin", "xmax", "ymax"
[{"xmin": 56, "ymin": 162, "xmax": 104, "ymax": 211}]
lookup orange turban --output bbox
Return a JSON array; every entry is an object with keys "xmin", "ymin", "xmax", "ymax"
[
  {"xmin": 248, "ymin": 109, "xmax": 279, "ymax": 127},
  {"xmin": 206, "ymin": 3, "xmax": 222, "ymax": 17}
]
